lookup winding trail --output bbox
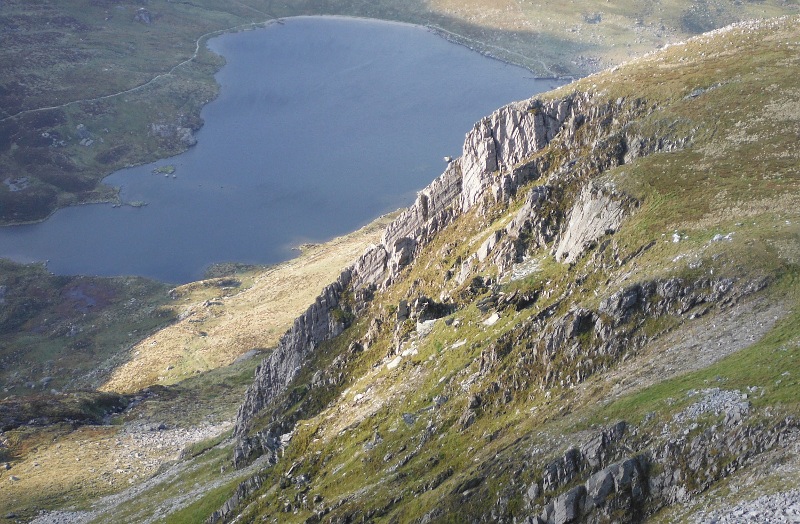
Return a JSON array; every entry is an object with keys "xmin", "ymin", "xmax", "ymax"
[{"xmin": 0, "ymin": 18, "xmax": 279, "ymax": 124}]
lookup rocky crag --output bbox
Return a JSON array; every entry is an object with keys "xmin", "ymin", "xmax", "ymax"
[
  {"xmin": 232, "ymin": 82, "xmax": 695, "ymax": 465},
  {"xmin": 220, "ymin": 17, "xmax": 800, "ymax": 523}
]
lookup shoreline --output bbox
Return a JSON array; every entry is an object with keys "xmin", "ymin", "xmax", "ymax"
[
  {"xmin": 0, "ymin": 14, "xmax": 568, "ymax": 230},
  {"xmin": 0, "ymin": 16, "xmax": 564, "ymax": 283}
]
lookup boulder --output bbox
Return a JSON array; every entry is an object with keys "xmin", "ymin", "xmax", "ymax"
[{"xmin": 135, "ymin": 8, "xmax": 152, "ymax": 24}]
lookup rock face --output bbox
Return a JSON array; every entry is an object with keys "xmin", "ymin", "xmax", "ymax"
[
  {"xmin": 460, "ymin": 98, "xmax": 574, "ymax": 211},
  {"xmin": 232, "ymin": 271, "xmax": 351, "ymax": 442},
  {"xmin": 148, "ymin": 123, "xmax": 197, "ymax": 147},
  {"xmin": 198, "ymin": 19, "xmax": 800, "ymax": 524},
  {"xmin": 207, "ymin": 475, "xmax": 263, "ymax": 524},
  {"xmin": 522, "ymin": 417, "xmax": 798, "ymax": 524},
  {"xmin": 554, "ymin": 184, "xmax": 636, "ymax": 264}
]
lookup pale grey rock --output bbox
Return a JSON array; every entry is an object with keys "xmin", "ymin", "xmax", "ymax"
[
  {"xmin": 233, "ymin": 270, "xmax": 353, "ymax": 463},
  {"xmin": 583, "ymin": 457, "xmax": 646, "ymax": 511},
  {"xmin": 477, "ymin": 230, "xmax": 504, "ymax": 262},
  {"xmin": 397, "ymin": 299, "xmax": 409, "ymax": 322},
  {"xmin": 207, "ymin": 474, "xmax": 263, "ymax": 523},
  {"xmin": 672, "ymin": 388, "xmax": 750, "ymax": 426},
  {"xmin": 580, "ymin": 421, "xmax": 627, "ymax": 469},
  {"xmin": 506, "ymin": 186, "xmax": 552, "ymax": 239},
  {"xmin": 149, "ymin": 123, "xmax": 172, "ymax": 138},
  {"xmin": 229, "ymin": 87, "xmax": 695, "ymax": 475},
  {"xmin": 75, "ymin": 123, "xmax": 90, "ymax": 139},
  {"xmin": 585, "ymin": 465, "xmax": 616, "ymax": 507},
  {"xmin": 460, "ymin": 98, "xmax": 575, "ymax": 212},
  {"xmin": 493, "ymin": 186, "xmax": 555, "ymax": 274},
  {"xmin": 389, "ymin": 237, "xmax": 416, "ymax": 274},
  {"xmin": 526, "ymin": 481, "xmax": 541, "ymax": 504},
  {"xmin": 694, "ymin": 489, "xmax": 800, "ymax": 523},
  {"xmin": 381, "ymin": 161, "xmax": 462, "ymax": 258},
  {"xmin": 350, "ymin": 244, "xmax": 388, "ymax": 290},
  {"xmin": 550, "ymin": 485, "xmax": 586, "ymax": 524},
  {"xmin": 543, "ymin": 448, "xmax": 583, "ymax": 492},
  {"xmin": 177, "ymin": 127, "xmax": 196, "ymax": 147},
  {"xmin": 135, "ymin": 8, "xmax": 152, "ymax": 24},
  {"xmin": 456, "ymin": 253, "xmax": 478, "ymax": 285},
  {"xmin": 555, "ymin": 184, "xmax": 634, "ymax": 264},
  {"xmin": 407, "ymin": 296, "xmax": 452, "ymax": 322},
  {"xmin": 598, "ymin": 285, "xmax": 641, "ymax": 322}
]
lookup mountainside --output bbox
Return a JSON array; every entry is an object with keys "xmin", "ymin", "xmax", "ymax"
[
  {"xmin": 214, "ymin": 16, "xmax": 800, "ymax": 523},
  {"xmin": 2, "ymin": 13, "xmax": 800, "ymax": 524},
  {"xmin": 0, "ymin": 220, "xmax": 392, "ymax": 521}
]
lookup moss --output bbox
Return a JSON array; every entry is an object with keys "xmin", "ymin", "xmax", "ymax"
[
  {"xmin": 330, "ymin": 307, "xmax": 355, "ymax": 325},
  {"xmin": 180, "ymin": 429, "xmax": 232, "ymax": 460}
]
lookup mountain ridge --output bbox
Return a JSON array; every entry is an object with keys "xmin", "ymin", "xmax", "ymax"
[{"xmin": 215, "ymin": 15, "xmax": 800, "ymax": 523}]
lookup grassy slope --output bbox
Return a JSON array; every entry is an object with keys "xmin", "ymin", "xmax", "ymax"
[
  {"xmin": 0, "ymin": 259, "xmax": 174, "ymax": 397},
  {"xmin": 0, "ymin": 213, "xmax": 392, "ymax": 399},
  {"xmin": 1, "ymin": 0, "xmax": 797, "ymax": 223},
  {"xmin": 100, "ymin": 213, "xmax": 394, "ymax": 393},
  {"xmin": 213, "ymin": 16, "xmax": 800, "ymax": 522},
  {"xmin": 0, "ymin": 358, "xmax": 259, "ymax": 521}
]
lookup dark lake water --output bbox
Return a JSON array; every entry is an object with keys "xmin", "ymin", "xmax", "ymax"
[{"xmin": 0, "ymin": 16, "xmax": 562, "ymax": 283}]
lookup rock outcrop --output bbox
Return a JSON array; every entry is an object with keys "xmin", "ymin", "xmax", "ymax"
[
  {"xmin": 554, "ymin": 184, "xmax": 636, "ymax": 264},
  {"xmin": 202, "ymin": 18, "xmax": 800, "ymax": 523},
  {"xmin": 233, "ymin": 271, "xmax": 353, "ymax": 464},
  {"xmin": 207, "ymin": 474, "xmax": 264, "ymax": 524},
  {"xmin": 523, "ymin": 417, "xmax": 798, "ymax": 524},
  {"xmin": 460, "ymin": 97, "xmax": 573, "ymax": 211}
]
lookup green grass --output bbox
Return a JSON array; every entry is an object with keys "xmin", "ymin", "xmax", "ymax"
[
  {"xmin": 95, "ymin": 442, "xmax": 237, "ymax": 524},
  {"xmin": 4, "ymin": 11, "xmax": 799, "ymax": 523},
  {"xmin": 162, "ymin": 477, "xmax": 241, "ymax": 524},
  {"xmin": 0, "ymin": 260, "xmax": 174, "ymax": 397},
  {"xmin": 216, "ymin": 18, "xmax": 800, "ymax": 521},
  {"xmin": 181, "ymin": 429, "xmax": 233, "ymax": 460},
  {"xmin": 0, "ymin": 390, "xmax": 129, "ymax": 431}
]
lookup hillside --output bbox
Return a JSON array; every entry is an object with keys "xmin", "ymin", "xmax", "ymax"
[
  {"xmin": 1, "ymin": 11, "xmax": 799, "ymax": 524},
  {"xmin": 217, "ymin": 16, "xmax": 800, "ymax": 523}
]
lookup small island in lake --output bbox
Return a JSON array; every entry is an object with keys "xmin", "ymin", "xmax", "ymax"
[{"xmin": 152, "ymin": 165, "xmax": 176, "ymax": 175}]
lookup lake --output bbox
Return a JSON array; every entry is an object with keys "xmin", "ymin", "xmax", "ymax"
[{"xmin": 0, "ymin": 16, "xmax": 563, "ymax": 283}]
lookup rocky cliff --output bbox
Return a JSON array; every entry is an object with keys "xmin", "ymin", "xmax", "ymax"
[
  {"xmin": 223, "ymin": 16, "xmax": 800, "ymax": 523},
  {"xmin": 232, "ymin": 88, "xmax": 689, "ymax": 459}
]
